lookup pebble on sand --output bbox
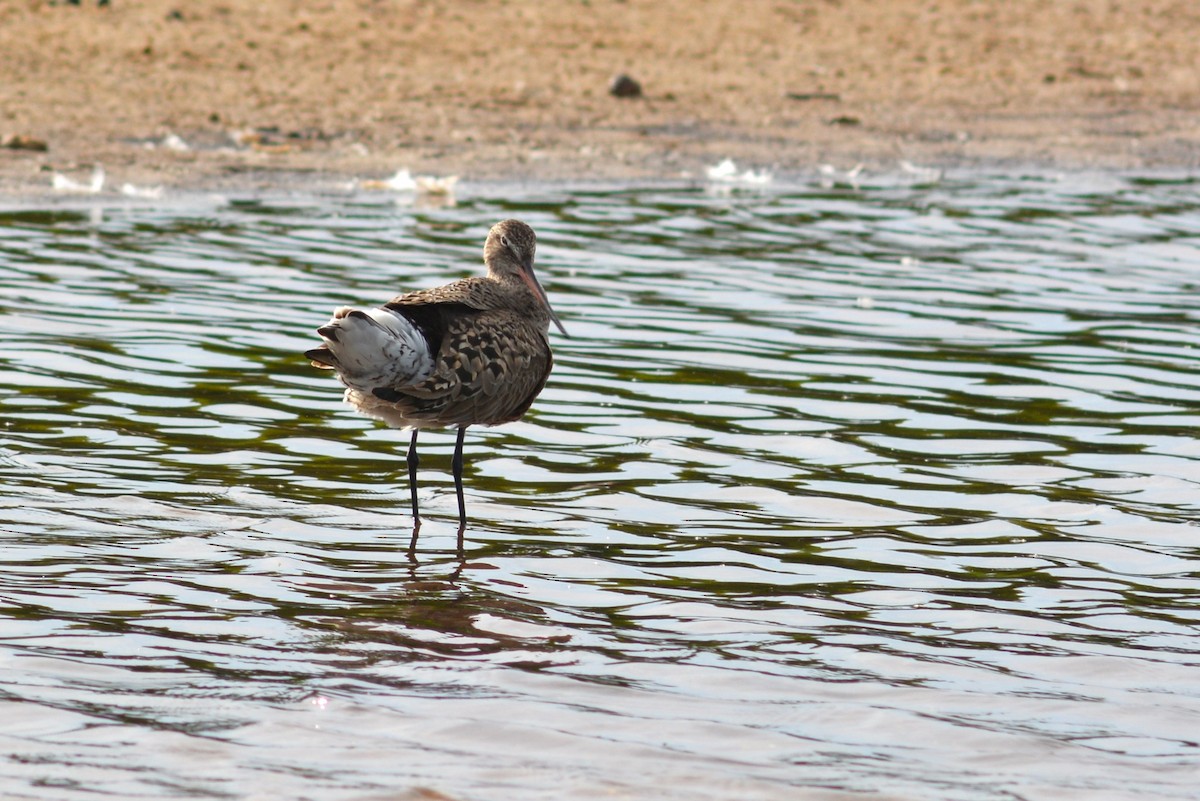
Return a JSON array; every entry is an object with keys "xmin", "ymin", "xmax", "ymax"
[
  {"xmin": 1, "ymin": 134, "xmax": 48, "ymax": 152},
  {"xmin": 609, "ymin": 73, "xmax": 643, "ymax": 99}
]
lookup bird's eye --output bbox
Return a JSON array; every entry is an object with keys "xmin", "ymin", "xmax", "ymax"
[{"xmin": 501, "ymin": 236, "xmax": 510, "ymax": 248}]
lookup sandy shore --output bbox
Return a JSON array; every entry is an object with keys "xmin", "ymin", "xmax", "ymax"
[{"xmin": 2, "ymin": 0, "xmax": 1198, "ymax": 195}]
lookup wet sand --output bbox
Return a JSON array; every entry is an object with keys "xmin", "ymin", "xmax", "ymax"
[{"xmin": 2, "ymin": 0, "xmax": 1198, "ymax": 195}]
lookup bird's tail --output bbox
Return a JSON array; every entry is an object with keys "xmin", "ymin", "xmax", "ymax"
[{"xmin": 305, "ymin": 306, "xmax": 435, "ymax": 392}]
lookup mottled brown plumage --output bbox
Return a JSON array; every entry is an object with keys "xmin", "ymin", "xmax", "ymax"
[{"xmin": 305, "ymin": 219, "xmax": 567, "ymax": 542}]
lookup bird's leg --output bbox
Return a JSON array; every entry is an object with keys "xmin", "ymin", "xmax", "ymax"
[
  {"xmin": 406, "ymin": 429, "xmax": 421, "ymax": 529},
  {"xmin": 407, "ymin": 530, "xmax": 420, "ymax": 558},
  {"xmin": 453, "ymin": 425, "xmax": 468, "ymax": 534}
]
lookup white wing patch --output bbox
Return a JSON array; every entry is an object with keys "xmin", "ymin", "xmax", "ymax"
[{"xmin": 316, "ymin": 306, "xmax": 435, "ymax": 392}]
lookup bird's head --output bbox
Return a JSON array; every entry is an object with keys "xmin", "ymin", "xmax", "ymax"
[{"xmin": 484, "ymin": 219, "xmax": 568, "ymax": 337}]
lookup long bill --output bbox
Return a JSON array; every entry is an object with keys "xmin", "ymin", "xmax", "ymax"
[{"xmin": 521, "ymin": 263, "xmax": 569, "ymax": 338}]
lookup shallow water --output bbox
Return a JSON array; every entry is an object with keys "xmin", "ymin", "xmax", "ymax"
[{"xmin": 1, "ymin": 171, "xmax": 1199, "ymax": 800}]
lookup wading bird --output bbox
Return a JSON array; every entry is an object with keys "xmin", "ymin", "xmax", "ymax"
[{"xmin": 306, "ymin": 219, "xmax": 568, "ymax": 547}]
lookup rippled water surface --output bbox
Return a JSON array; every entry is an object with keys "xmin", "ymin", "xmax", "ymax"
[{"xmin": 2, "ymin": 172, "xmax": 1200, "ymax": 800}]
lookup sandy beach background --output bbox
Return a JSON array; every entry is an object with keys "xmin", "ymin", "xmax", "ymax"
[{"xmin": 2, "ymin": 0, "xmax": 1198, "ymax": 194}]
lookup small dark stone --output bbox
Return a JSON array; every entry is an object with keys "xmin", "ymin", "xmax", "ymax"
[
  {"xmin": 609, "ymin": 73, "xmax": 642, "ymax": 99},
  {"xmin": 287, "ymin": 127, "xmax": 331, "ymax": 141},
  {"xmin": 827, "ymin": 115, "xmax": 861, "ymax": 127},
  {"xmin": 785, "ymin": 91, "xmax": 841, "ymax": 102},
  {"xmin": 1, "ymin": 135, "xmax": 48, "ymax": 152},
  {"xmin": 166, "ymin": 9, "xmax": 184, "ymax": 21}
]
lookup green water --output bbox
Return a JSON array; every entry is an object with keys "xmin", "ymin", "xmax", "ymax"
[{"xmin": 1, "ymin": 172, "xmax": 1199, "ymax": 800}]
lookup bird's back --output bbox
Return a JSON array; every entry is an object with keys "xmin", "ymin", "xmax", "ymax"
[{"xmin": 315, "ymin": 278, "xmax": 553, "ymax": 430}]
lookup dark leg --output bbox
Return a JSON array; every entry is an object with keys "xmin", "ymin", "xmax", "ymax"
[
  {"xmin": 406, "ymin": 428, "xmax": 421, "ymax": 524},
  {"xmin": 452, "ymin": 425, "xmax": 468, "ymax": 533}
]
